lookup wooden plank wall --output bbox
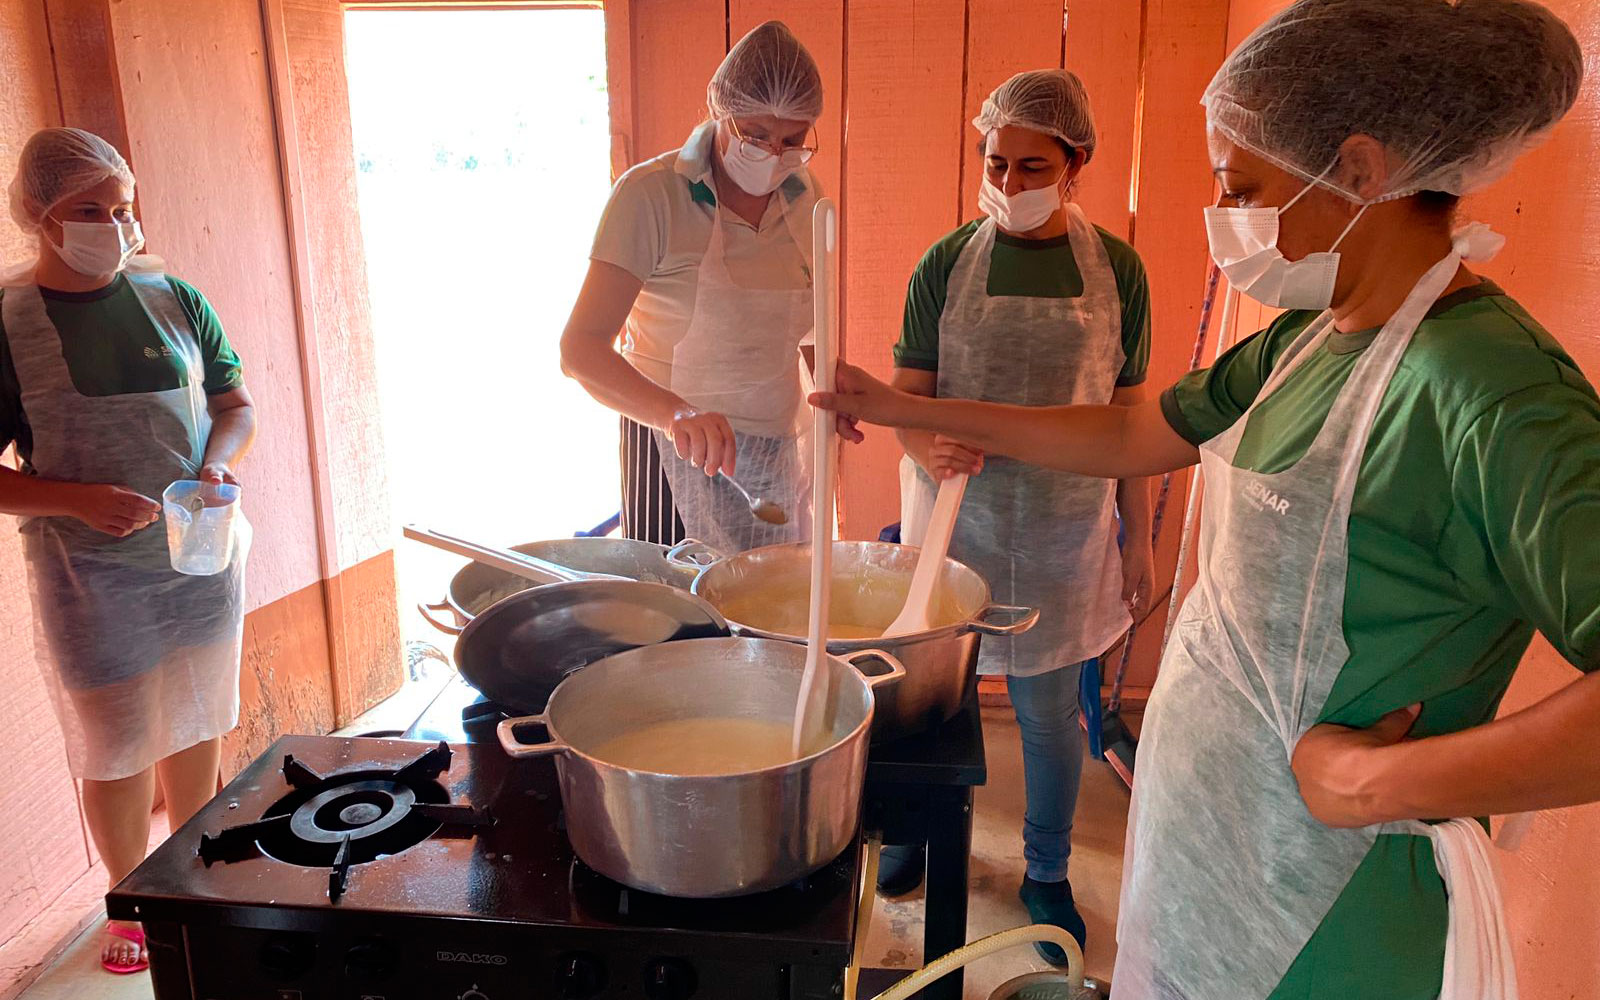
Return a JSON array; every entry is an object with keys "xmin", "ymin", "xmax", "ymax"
[
  {"xmin": 0, "ymin": 2, "xmax": 93, "ymax": 948},
  {"xmin": 608, "ymin": 1, "xmax": 1226, "ymax": 558},
  {"xmin": 1116, "ymin": 0, "xmax": 1231, "ymax": 687},
  {"xmin": 838, "ymin": 0, "xmax": 969, "ymax": 538}
]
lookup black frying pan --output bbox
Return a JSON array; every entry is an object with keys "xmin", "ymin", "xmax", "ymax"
[{"xmin": 453, "ymin": 579, "xmax": 729, "ymax": 715}]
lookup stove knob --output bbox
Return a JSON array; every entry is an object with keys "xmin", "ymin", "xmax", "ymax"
[
  {"xmin": 556, "ymin": 952, "xmax": 606, "ymax": 998},
  {"xmin": 259, "ymin": 934, "xmax": 316, "ymax": 980},
  {"xmin": 345, "ymin": 939, "xmax": 398, "ymax": 981},
  {"xmin": 643, "ymin": 958, "xmax": 697, "ymax": 1000}
]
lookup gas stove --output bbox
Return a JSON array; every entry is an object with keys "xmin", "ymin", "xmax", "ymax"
[{"xmin": 109, "ymin": 735, "xmax": 858, "ymax": 1000}]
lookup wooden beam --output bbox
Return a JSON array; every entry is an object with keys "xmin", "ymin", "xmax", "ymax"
[
  {"xmin": 1066, "ymin": 0, "xmax": 1142, "ymax": 240},
  {"xmin": 603, "ymin": 0, "xmax": 637, "ymax": 177},
  {"xmin": 259, "ymin": 0, "xmax": 351, "ymax": 721},
  {"xmin": 628, "ymin": 0, "xmax": 727, "ymax": 163},
  {"xmin": 1120, "ymin": 0, "xmax": 1231, "ymax": 691}
]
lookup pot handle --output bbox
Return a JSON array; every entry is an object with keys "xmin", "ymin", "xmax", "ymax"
[
  {"xmin": 843, "ymin": 648, "xmax": 908, "ymax": 690},
  {"xmin": 665, "ymin": 537, "xmax": 722, "ymax": 575},
  {"xmin": 416, "ymin": 599, "xmax": 465, "ymax": 637},
  {"xmin": 971, "ymin": 603, "xmax": 1041, "ymax": 636},
  {"xmin": 496, "ymin": 715, "xmax": 570, "ymax": 759}
]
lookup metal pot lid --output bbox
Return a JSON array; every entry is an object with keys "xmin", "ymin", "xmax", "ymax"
[{"xmin": 454, "ymin": 580, "xmax": 729, "ymax": 715}]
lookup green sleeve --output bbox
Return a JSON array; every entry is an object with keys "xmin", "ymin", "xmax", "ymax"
[
  {"xmin": 1158, "ymin": 312, "xmax": 1316, "ymax": 444},
  {"xmin": 893, "ymin": 222, "xmax": 979, "ymax": 372},
  {"xmin": 1450, "ymin": 382, "xmax": 1600, "ymax": 669},
  {"xmin": 166, "ymin": 277, "xmax": 244, "ymax": 395},
  {"xmin": 1097, "ymin": 229, "xmax": 1151, "ymax": 386}
]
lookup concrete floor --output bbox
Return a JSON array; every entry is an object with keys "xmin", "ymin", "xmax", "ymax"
[{"xmin": 19, "ymin": 705, "xmax": 1128, "ymax": 1000}]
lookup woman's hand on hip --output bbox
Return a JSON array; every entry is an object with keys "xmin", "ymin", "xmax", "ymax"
[
  {"xmin": 928, "ymin": 435, "xmax": 983, "ymax": 479},
  {"xmin": 1291, "ymin": 705, "xmax": 1421, "ymax": 827},
  {"xmin": 668, "ymin": 408, "xmax": 738, "ymax": 477},
  {"xmin": 68, "ymin": 483, "xmax": 161, "ymax": 538}
]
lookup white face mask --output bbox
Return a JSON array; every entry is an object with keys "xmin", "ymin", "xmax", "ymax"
[
  {"xmin": 718, "ymin": 126, "xmax": 798, "ymax": 197},
  {"xmin": 978, "ymin": 174, "xmax": 1063, "ymax": 234},
  {"xmin": 48, "ymin": 218, "xmax": 145, "ymax": 277},
  {"xmin": 1203, "ymin": 177, "xmax": 1367, "ymax": 311}
]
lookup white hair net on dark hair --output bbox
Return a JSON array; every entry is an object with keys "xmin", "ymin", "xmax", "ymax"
[
  {"xmin": 973, "ymin": 69, "xmax": 1097, "ymax": 164},
  {"xmin": 707, "ymin": 20, "xmax": 824, "ymax": 123},
  {"xmin": 8, "ymin": 127, "xmax": 135, "ymax": 236},
  {"xmin": 1203, "ymin": 0, "xmax": 1583, "ymax": 203}
]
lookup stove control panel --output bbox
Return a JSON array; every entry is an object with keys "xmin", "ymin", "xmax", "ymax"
[
  {"xmin": 170, "ymin": 923, "xmax": 842, "ymax": 1000},
  {"xmin": 643, "ymin": 958, "xmax": 698, "ymax": 1000},
  {"xmin": 556, "ymin": 952, "xmax": 606, "ymax": 998}
]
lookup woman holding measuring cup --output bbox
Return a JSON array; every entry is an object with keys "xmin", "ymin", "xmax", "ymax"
[{"xmin": 0, "ymin": 128, "xmax": 254, "ymax": 975}]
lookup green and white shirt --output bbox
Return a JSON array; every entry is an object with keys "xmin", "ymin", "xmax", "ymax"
[
  {"xmin": 0, "ymin": 275, "xmax": 242, "ymax": 468},
  {"xmin": 1162, "ymin": 279, "xmax": 1600, "ymax": 998},
  {"xmin": 893, "ymin": 218, "xmax": 1151, "ymax": 386}
]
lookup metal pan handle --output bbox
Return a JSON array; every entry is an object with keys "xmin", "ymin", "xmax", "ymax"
[
  {"xmin": 970, "ymin": 603, "xmax": 1041, "ymax": 636},
  {"xmin": 664, "ymin": 537, "xmax": 722, "ymax": 573},
  {"xmin": 664, "ymin": 538, "xmax": 724, "ymax": 590},
  {"xmin": 496, "ymin": 715, "xmax": 570, "ymax": 759},
  {"xmin": 417, "ymin": 599, "xmax": 465, "ymax": 636},
  {"xmin": 842, "ymin": 648, "xmax": 908, "ymax": 690}
]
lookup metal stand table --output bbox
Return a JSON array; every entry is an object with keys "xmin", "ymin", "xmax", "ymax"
[{"xmin": 402, "ymin": 673, "xmax": 987, "ymax": 1000}]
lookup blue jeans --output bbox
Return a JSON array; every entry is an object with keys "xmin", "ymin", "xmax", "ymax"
[{"xmin": 1007, "ymin": 663, "xmax": 1086, "ymax": 883}]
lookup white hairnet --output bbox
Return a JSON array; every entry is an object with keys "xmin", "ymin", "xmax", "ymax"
[
  {"xmin": 8, "ymin": 127, "xmax": 135, "ymax": 236},
  {"xmin": 707, "ymin": 21, "xmax": 823, "ymax": 123},
  {"xmin": 1203, "ymin": 0, "xmax": 1583, "ymax": 204},
  {"xmin": 973, "ymin": 69, "xmax": 1097, "ymax": 164}
]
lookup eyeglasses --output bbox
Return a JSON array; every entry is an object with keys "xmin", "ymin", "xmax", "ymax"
[{"xmin": 727, "ymin": 120, "xmax": 818, "ymax": 168}]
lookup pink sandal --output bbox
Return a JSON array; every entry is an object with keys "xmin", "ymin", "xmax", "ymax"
[{"xmin": 101, "ymin": 923, "xmax": 148, "ymax": 975}]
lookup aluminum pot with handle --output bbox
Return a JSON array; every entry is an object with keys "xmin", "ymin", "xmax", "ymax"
[
  {"xmin": 669, "ymin": 539, "xmax": 1038, "ymax": 740},
  {"xmin": 498, "ymin": 636, "xmax": 905, "ymax": 898},
  {"xmin": 417, "ymin": 537, "xmax": 706, "ymax": 635}
]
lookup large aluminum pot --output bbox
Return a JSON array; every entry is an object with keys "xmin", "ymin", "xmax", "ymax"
[
  {"xmin": 670, "ymin": 539, "xmax": 1039, "ymax": 740},
  {"xmin": 498, "ymin": 636, "xmax": 905, "ymax": 898},
  {"xmin": 418, "ymin": 537, "xmax": 705, "ymax": 635}
]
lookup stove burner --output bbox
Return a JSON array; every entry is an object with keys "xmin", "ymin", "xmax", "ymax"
[{"xmin": 198, "ymin": 741, "xmax": 493, "ymax": 901}]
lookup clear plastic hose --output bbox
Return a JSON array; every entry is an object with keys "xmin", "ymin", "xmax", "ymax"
[
  {"xmin": 845, "ymin": 834, "xmax": 1087, "ymax": 1000},
  {"xmin": 866, "ymin": 922, "xmax": 1085, "ymax": 1000}
]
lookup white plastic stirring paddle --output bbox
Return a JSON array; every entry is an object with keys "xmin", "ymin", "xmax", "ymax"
[
  {"xmin": 793, "ymin": 198, "xmax": 839, "ymax": 757},
  {"xmin": 883, "ymin": 473, "xmax": 968, "ymax": 636}
]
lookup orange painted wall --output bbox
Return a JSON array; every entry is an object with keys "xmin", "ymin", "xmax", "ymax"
[
  {"xmin": 0, "ymin": 1, "xmax": 95, "ymax": 948},
  {"xmin": 0, "ymin": 0, "xmax": 400, "ymax": 965},
  {"xmin": 1455, "ymin": 1, "xmax": 1600, "ymax": 992},
  {"xmin": 604, "ymin": 0, "xmax": 1219, "ymax": 546}
]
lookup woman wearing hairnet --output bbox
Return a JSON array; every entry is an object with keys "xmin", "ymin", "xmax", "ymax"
[
  {"xmin": 814, "ymin": 1, "xmax": 1598, "ymax": 995},
  {"xmin": 875, "ymin": 69, "xmax": 1154, "ymax": 965},
  {"xmin": 0, "ymin": 128, "xmax": 254, "ymax": 974},
  {"xmin": 562, "ymin": 21, "xmax": 823, "ymax": 552}
]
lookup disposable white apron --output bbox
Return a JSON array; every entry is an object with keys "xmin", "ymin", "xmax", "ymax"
[
  {"xmin": 653, "ymin": 192, "xmax": 814, "ymax": 554},
  {"xmin": 1112, "ymin": 251, "xmax": 1516, "ymax": 1000},
  {"xmin": 5, "ymin": 264, "xmax": 248, "ymax": 781},
  {"xmin": 901, "ymin": 207, "xmax": 1129, "ymax": 675}
]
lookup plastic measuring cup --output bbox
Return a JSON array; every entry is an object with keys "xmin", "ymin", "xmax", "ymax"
[{"xmin": 163, "ymin": 480, "xmax": 241, "ymax": 576}]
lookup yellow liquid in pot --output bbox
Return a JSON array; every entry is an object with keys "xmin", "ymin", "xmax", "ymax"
[
  {"xmin": 715, "ymin": 566, "xmax": 964, "ymax": 639},
  {"xmin": 590, "ymin": 718, "xmax": 822, "ymax": 774}
]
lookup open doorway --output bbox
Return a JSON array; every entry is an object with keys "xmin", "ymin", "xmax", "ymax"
[{"xmin": 344, "ymin": 6, "xmax": 619, "ymax": 654}]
